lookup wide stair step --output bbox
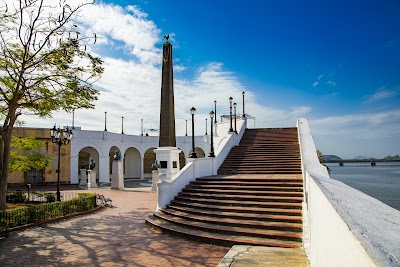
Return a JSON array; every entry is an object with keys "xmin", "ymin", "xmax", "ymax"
[{"xmin": 146, "ymin": 128, "xmax": 304, "ymax": 248}]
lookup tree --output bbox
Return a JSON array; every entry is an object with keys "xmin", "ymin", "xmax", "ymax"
[
  {"xmin": 0, "ymin": 0, "xmax": 103, "ymax": 210},
  {"xmin": 9, "ymin": 136, "xmax": 52, "ymax": 173}
]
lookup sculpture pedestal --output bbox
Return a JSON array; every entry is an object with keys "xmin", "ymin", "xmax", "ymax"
[
  {"xmin": 111, "ymin": 160, "xmax": 124, "ymax": 189},
  {"xmin": 87, "ymin": 170, "xmax": 97, "ymax": 188},
  {"xmin": 154, "ymin": 147, "xmax": 181, "ymax": 180},
  {"xmin": 79, "ymin": 169, "xmax": 87, "ymax": 186},
  {"xmin": 151, "ymin": 170, "xmax": 159, "ymax": 192}
]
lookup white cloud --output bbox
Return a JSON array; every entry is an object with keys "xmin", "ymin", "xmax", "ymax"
[
  {"xmin": 309, "ymin": 109, "xmax": 400, "ymax": 158},
  {"xmin": 365, "ymin": 86, "xmax": 399, "ymax": 103},
  {"xmin": 78, "ymin": 3, "xmax": 160, "ymax": 64},
  {"xmin": 326, "ymin": 80, "xmax": 336, "ymax": 86}
]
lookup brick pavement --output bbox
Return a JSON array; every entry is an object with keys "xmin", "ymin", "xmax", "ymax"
[{"xmin": 0, "ymin": 187, "xmax": 229, "ymax": 267}]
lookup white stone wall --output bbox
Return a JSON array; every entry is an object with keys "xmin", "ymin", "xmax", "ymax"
[
  {"xmin": 71, "ymin": 125, "xmax": 216, "ymax": 183},
  {"xmin": 298, "ymin": 118, "xmax": 400, "ymax": 267}
]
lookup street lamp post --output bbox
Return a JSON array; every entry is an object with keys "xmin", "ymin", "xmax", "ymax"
[
  {"xmin": 214, "ymin": 100, "xmax": 217, "ymax": 123},
  {"xmin": 121, "ymin": 116, "xmax": 124, "ymax": 134},
  {"xmin": 72, "ymin": 109, "xmax": 75, "ymax": 129},
  {"xmin": 229, "ymin": 97, "xmax": 234, "ymax": 132},
  {"xmin": 209, "ymin": 111, "xmax": 215, "ymax": 157},
  {"xmin": 50, "ymin": 125, "xmax": 73, "ymax": 202},
  {"xmin": 242, "ymin": 91, "xmax": 245, "ymax": 118},
  {"xmin": 141, "ymin": 119, "xmax": 144, "ymax": 136},
  {"xmin": 205, "ymin": 118, "xmax": 208, "ymax": 135},
  {"xmin": 104, "ymin": 111, "xmax": 107, "ymax": 131},
  {"xmin": 185, "ymin": 119, "xmax": 188, "ymax": 136},
  {"xmin": 233, "ymin": 102, "xmax": 237, "ymax": 133},
  {"xmin": 190, "ymin": 107, "xmax": 197, "ymax": 158}
]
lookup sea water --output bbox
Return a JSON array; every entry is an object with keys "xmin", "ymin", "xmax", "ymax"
[{"xmin": 326, "ymin": 162, "xmax": 400, "ymax": 211}]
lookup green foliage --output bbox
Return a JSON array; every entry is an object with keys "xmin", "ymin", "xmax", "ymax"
[
  {"xmin": 1, "ymin": 193, "xmax": 97, "ymax": 229},
  {"xmin": 43, "ymin": 192, "xmax": 56, "ymax": 203},
  {"xmin": 6, "ymin": 191, "xmax": 26, "ymax": 203},
  {"xmin": 316, "ymin": 149, "xmax": 324, "ymax": 163},
  {"xmin": 0, "ymin": 0, "xmax": 103, "ymax": 210},
  {"xmin": 8, "ymin": 137, "xmax": 52, "ymax": 173}
]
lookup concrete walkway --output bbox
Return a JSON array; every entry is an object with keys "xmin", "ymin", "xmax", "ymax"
[
  {"xmin": 218, "ymin": 246, "xmax": 309, "ymax": 267},
  {"xmin": 0, "ymin": 185, "xmax": 229, "ymax": 267}
]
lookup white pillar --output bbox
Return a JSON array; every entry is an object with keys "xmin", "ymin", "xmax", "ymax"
[
  {"xmin": 98, "ymin": 156, "xmax": 109, "ymax": 183},
  {"xmin": 71, "ymin": 156, "xmax": 79, "ymax": 184},
  {"xmin": 79, "ymin": 169, "xmax": 87, "ymax": 186},
  {"xmin": 111, "ymin": 159, "xmax": 124, "ymax": 189},
  {"xmin": 154, "ymin": 147, "xmax": 181, "ymax": 180},
  {"xmin": 140, "ymin": 156, "xmax": 144, "ymax": 179}
]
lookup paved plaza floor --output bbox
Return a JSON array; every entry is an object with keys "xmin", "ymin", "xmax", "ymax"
[{"xmin": 0, "ymin": 185, "xmax": 229, "ymax": 267}]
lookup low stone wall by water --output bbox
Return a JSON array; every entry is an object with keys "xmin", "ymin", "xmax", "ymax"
[{"xmin": 298, "ymin": 118, "xmax": 400, "ymax": 267}]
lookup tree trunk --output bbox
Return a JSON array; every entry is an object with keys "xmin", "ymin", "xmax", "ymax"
[{"xmin": 0, "ymin": 130, "xmax": 12, "ymax": 210}]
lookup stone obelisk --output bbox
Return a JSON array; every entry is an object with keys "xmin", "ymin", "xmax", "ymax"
[
  {"xmin": 154, "ymin": 35, "xmax": 181, "ymax": 182},
  {"xmin": 159, "ymin": 37, "xmax": 176, "ymax": 147}
]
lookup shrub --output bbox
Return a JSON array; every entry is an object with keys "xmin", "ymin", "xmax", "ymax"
[
  {"xmin": 0, "ymin": 193, "xmax": 97, "ymax": 230},
  {"xmin": 6, "ymin": 191, "xmax": 26, "ymax": 203},
  {"xmin": 44, "ymin": 192, "xmax": 56, "ymax": 203}
]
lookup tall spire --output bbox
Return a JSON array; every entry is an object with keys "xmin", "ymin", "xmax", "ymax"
[{"xmin": 159, "ymin": 38, "xmax": 176, "ymax": 147}]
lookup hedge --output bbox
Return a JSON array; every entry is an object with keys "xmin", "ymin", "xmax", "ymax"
[{"xmin": 0, "ymin": 193, "xmax": 97, "ymax": 230}]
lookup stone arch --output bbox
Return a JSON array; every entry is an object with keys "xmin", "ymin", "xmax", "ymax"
[
  {"xmin": 144, "ymin": 147, "xmax": 157, "ymax": 177},
  {"xmin": 78, "ymin": 147, "xmax": 100, "ymax": 181},
  {"xmin": 124, "ymin": 147, "xmax": 141, "ymax": 178},
  {"xmin": 195, "ymin": 147, "xmax": 206, "ymax": 158}
]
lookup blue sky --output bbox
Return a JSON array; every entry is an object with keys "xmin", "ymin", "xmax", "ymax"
[{"xmin": 23, "ymin": 0, "xmax": 400, "ymax": 158}]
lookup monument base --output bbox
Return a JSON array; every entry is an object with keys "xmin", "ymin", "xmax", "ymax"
[
  {"xmin": 87, "ymin": 170, "xmax": 97, "ymax": 188},
  {"xmin": 151, "ymin": 170, "xmax": 159, "ymax": 192},
  {"xmin": 154, "ymin": 147, "xmax": 181, "ymax": 180},
  {"xmin": 111, "ymin": 160, "xmax": 124, "ymax": 189},
  {"xmin": 79, "ymin": 169, "xmax": 87, "ymax": 186}
]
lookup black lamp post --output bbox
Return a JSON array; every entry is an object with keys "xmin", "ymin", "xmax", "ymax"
[
  {"xmin": 205, "ymin": 118, "xmax": 208, "ymax": 135},
  {"xmin": 229, "ymin": 97, "xmax": 234, "ymax": 132},
  {"xmin": 190, "ymin": 107, "xmax": 197, "ymax": 158},
  {"xmin": 185, "ymin": 119, "xmax": 188, "ymax": 136},
  {"xmin": 104, "ymin": 111, "xmax": 107, "ymax": 131},
  {"xmin": 209, "ymin": 111, "xmax": 215, "ymax": 157},
  {"xmin": 242, "ymin": 91, "xmax": 245, "ymax": 118},
  {"xmin": 121, "ymin": 116, "xmax": 124, "ymax": 134},
  {"xmin": 50, "ymin": 125, "xmax": 73, "ymax": 202},
  {"xmin": 233, "ymin": 102, "xmax": 237, "ymax": 133},
  {"xmin": 214, "ymin": 100, "xmax": 217, "ymax": 123},
  {"xmin": 72, "ymin": 109, "xmax": 75, "ymax": 129}
]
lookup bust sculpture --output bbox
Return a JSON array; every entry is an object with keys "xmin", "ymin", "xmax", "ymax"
[
  {"xmin": 81, "ymin": 161, "xmax": 86, "ymax": 169},
  {"xmin": 114, "ymin": 150, "xmax": 121, "ymax": 161},
  {"xmin": 151, "ymin": 160, "xmax": 160, "ymax": 171},
  {"xmin": 89, "ymin": 158, "xmax": 96, "ymax": 170}
]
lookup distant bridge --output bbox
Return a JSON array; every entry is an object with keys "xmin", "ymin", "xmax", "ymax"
[{"xmin": 324, "ymin": 159, "xmax": 400, "ymax": 166}]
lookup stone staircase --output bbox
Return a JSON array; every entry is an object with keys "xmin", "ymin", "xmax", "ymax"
[
  {"xmin": 218, "ymin": 128, "xmax": 301, "ymax": 174},
  {"xmin": 146, "ymin": 128, "xmax": 303, "ymax": 248}
]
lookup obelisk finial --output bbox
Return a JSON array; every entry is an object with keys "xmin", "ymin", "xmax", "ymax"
[{"xmin": 164, "ymin": 34, "xmax": 169, "ymax": 41}]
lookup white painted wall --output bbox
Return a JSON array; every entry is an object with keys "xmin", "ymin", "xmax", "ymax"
[
  {"xmin": 70, "ymin": 128, "xmax": 211, "ymax": 183},
  {"xmin": 156, "ymin": 118, "xmax": 246, "ymax": 210},
  {"xmin": 298, "ymin": 118, "xmax": 400, "ymax": 267}
]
